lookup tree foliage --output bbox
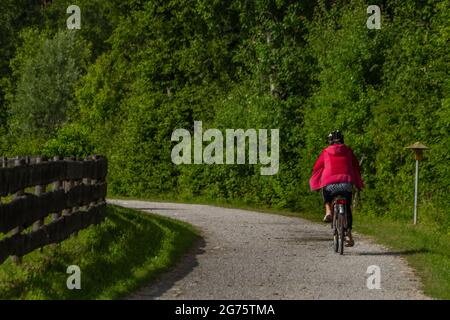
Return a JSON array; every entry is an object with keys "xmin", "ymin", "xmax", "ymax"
[
  {"xmin": 7, "ymin": 30, "xmax": 90, "ymax": 143},
  {"xmin": 1, "ymin": 0, "xmax": 448, "ymax": 231}
]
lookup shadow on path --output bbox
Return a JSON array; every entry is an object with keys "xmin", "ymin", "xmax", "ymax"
[
  {"xmin": 286, "ymin": 237, "xmax": 331, "ymax": 243},
  {"xmin": 132, "ymin": 207, "xmax": 186, "ymax": 211},
  {"xmin": 349, "ymin": 248, "xmax": 430, "ymax": 257},
  {"xmin": 128, "ymin": 236, "xmax": 206, "ymax": 300}
]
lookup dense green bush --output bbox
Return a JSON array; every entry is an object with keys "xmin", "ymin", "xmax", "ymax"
[
  {"xmin": 1, "ymin": 0, "xmax": 448, "ymax": 231},
  {"xmin": 8, "ymin": 30, "xmax": 90, "ymax": 137},
  {"xmin": 3, "ymin": 29, "xmax": 91, "ymax": 156}
]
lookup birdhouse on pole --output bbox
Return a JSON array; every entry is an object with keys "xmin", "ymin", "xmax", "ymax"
[
  {"xmin": 406, "ymin": 142, "xmax": 428, "ymax": 161},
  {"xmin": 405, "ymin": 142, "xmax": 428, "ymax": 225}
]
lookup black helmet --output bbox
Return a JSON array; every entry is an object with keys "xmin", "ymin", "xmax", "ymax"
[{"xmin": 328, "ymin": 130, "xmax": 344, "ymax": 145}]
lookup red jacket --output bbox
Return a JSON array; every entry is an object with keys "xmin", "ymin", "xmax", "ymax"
[{"xmin": 309, "ymin": 144, "xmax": 364, "ymax": 191}]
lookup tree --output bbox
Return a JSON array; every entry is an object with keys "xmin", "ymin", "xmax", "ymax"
[
  {"xmin": 7, "ymin": 29, "xmax": 90, "ymax": 144},
  {"xmin": 0, "ymin": 0, "xmax": 42, "ymax": 128}
]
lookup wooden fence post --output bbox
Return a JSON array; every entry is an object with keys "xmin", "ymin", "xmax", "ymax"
[
  {"xmin": 73, "ymin": 157, "xmax": 82, "ymax": 211},
  {"xmin": 33, "ymin": 156, "xmax": 47, "ymax": 231},
  {"xmin": 63, "ymin": 157, "xmax": 75, "ymax": 217},
  {"xmin": 11, "ymin": 157, "xmax": 25, "ymax": 264},
  {"xmin": 91, "ymin": 155, "xmax": 100, "ymax": 224},
  {"xmin": 52, "ymin": 156, "xmax": 63, "ymax": 221},
  {"xmin": 97, "ymin": 155, "xmax": 107, "ymax": 223},
  {"xmin": 72, "ymin": 157, "xmax": 82, "ymax": 236},
  {"xmin": 0, "ymin": 154, "xmax": 108, "ymax": 265},
  {"xmin": 64, "ymin": 156, "xmax": 77, "ymax": 236},
  {"xmin": 91, "ymin": 155, "xmax": 99, "ymax": 205},
  {"xmin": 83, "ymin": 156, "xmax": 92, "ymax": 211}
]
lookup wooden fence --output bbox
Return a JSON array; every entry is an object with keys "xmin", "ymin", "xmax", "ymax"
[{"xmin": 0, "ymin": 155, "xmax": 107, "ymax": 264}]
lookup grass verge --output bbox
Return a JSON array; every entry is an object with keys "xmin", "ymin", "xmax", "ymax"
[
  {"xmin": 0, "ymin": 204, "xmax": 199, "ymax": 299},
  {"xmin": 353, "ymin": 215, "xmax": 449, "ymax": 300},
  {"xmin": 112, "ymin": 195, "xmax": 449, "ymax": 300}
]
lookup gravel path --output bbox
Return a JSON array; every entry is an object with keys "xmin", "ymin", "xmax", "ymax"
[{"xmin": 109, "ymin": 199, "xmax": 429, "ymax": 300}]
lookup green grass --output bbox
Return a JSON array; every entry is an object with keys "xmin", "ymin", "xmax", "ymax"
[
  {"xmin": 0, "ymin": 205, "xmax": 199, "ymax": 299},
  {"xmin": 353, "ymin": 215, "xmax": 450, "ymax": 300},
  {"xmin": 112, "ymin": 194, "xmax": 450, "ymax": 300}
]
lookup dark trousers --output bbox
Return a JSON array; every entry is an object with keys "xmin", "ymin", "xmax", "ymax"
[{"xmin": 322, "ymin": 189, "xmax": 353, "ymax": 230}]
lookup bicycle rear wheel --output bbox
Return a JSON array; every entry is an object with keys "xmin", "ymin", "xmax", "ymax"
[
  {"xmin": 333, "ymin": 210, "xmax": 339, "ymax": 253},
  {"xmin": 339, "ymin": 215, "xmax": 345, "ymax": 255},
  {"xmin": 333, "ymin": 228, "xmax": 339, "ymax": 253}
]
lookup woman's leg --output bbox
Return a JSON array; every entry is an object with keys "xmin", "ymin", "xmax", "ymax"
[
  {"xmin": 322, "ymin": 188, "xmax": 333, "ymax": 222},
  {"xmin": 325, "ymin": 203, "xmax": 332, "ymax": 215},
  {"xmin": 344, "ymin": 191, "xmax": 353, "ymax": 230},
  {"xmin": 344, "ymin": 191, "xmax": 354, "ymax": 246}
]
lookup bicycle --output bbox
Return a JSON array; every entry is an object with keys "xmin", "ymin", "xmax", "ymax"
[{"xmin": 332, "ymin": 195, "xmax": 348, "ymax": 255}]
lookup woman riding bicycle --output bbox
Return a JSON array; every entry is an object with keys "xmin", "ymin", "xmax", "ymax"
[{"xmin": 309, "ymin": 130, "xmax": 364, "ymax": 247}]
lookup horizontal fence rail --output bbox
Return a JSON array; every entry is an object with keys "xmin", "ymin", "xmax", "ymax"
[
  {"xmin": 0, "ymin": 155, "xmax": 107, "ymax": 264},
  {"xmin": 0, "ymin": 156, "xmax": 107, "ymax": 196}
]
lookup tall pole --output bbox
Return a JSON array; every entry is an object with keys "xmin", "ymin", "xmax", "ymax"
[
  {"xmin": 413, "ymin": 159, "xmax": 419, "ymax": 225},
  {"xmin": 406, "ymin": 142, "xmax": 427, "ymax": 226}
]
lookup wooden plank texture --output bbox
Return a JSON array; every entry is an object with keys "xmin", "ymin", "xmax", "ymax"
[
  {"xmin": 0, "ymin": 182, "xmax": 107, "ymax": 234},
  {"xmin": 0, "ymin": 203, "xmax": 106, "ymax": 264},
  {"xmin": 0, "ymin": 155, "xmax": 108, "ymax": 265},
  {"xmin": 0, "ymin": 157, "xmax": 107, "ymax": 197}
]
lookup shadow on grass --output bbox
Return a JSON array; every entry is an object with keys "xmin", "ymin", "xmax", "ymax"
[
  {"xmin": 0, "ymin": 205, "xmax": 198, "ymax": 300},
  {"xmin": 127, "ymin": 236, "xmax": 206, "ymax": 299},
  {"xmin": 350, "ymin": 248, "xmax": 430, "ymax": 257},
  {"xmin": 44, "ymin": 208, "xmax": 167, "ymax": 299}
]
